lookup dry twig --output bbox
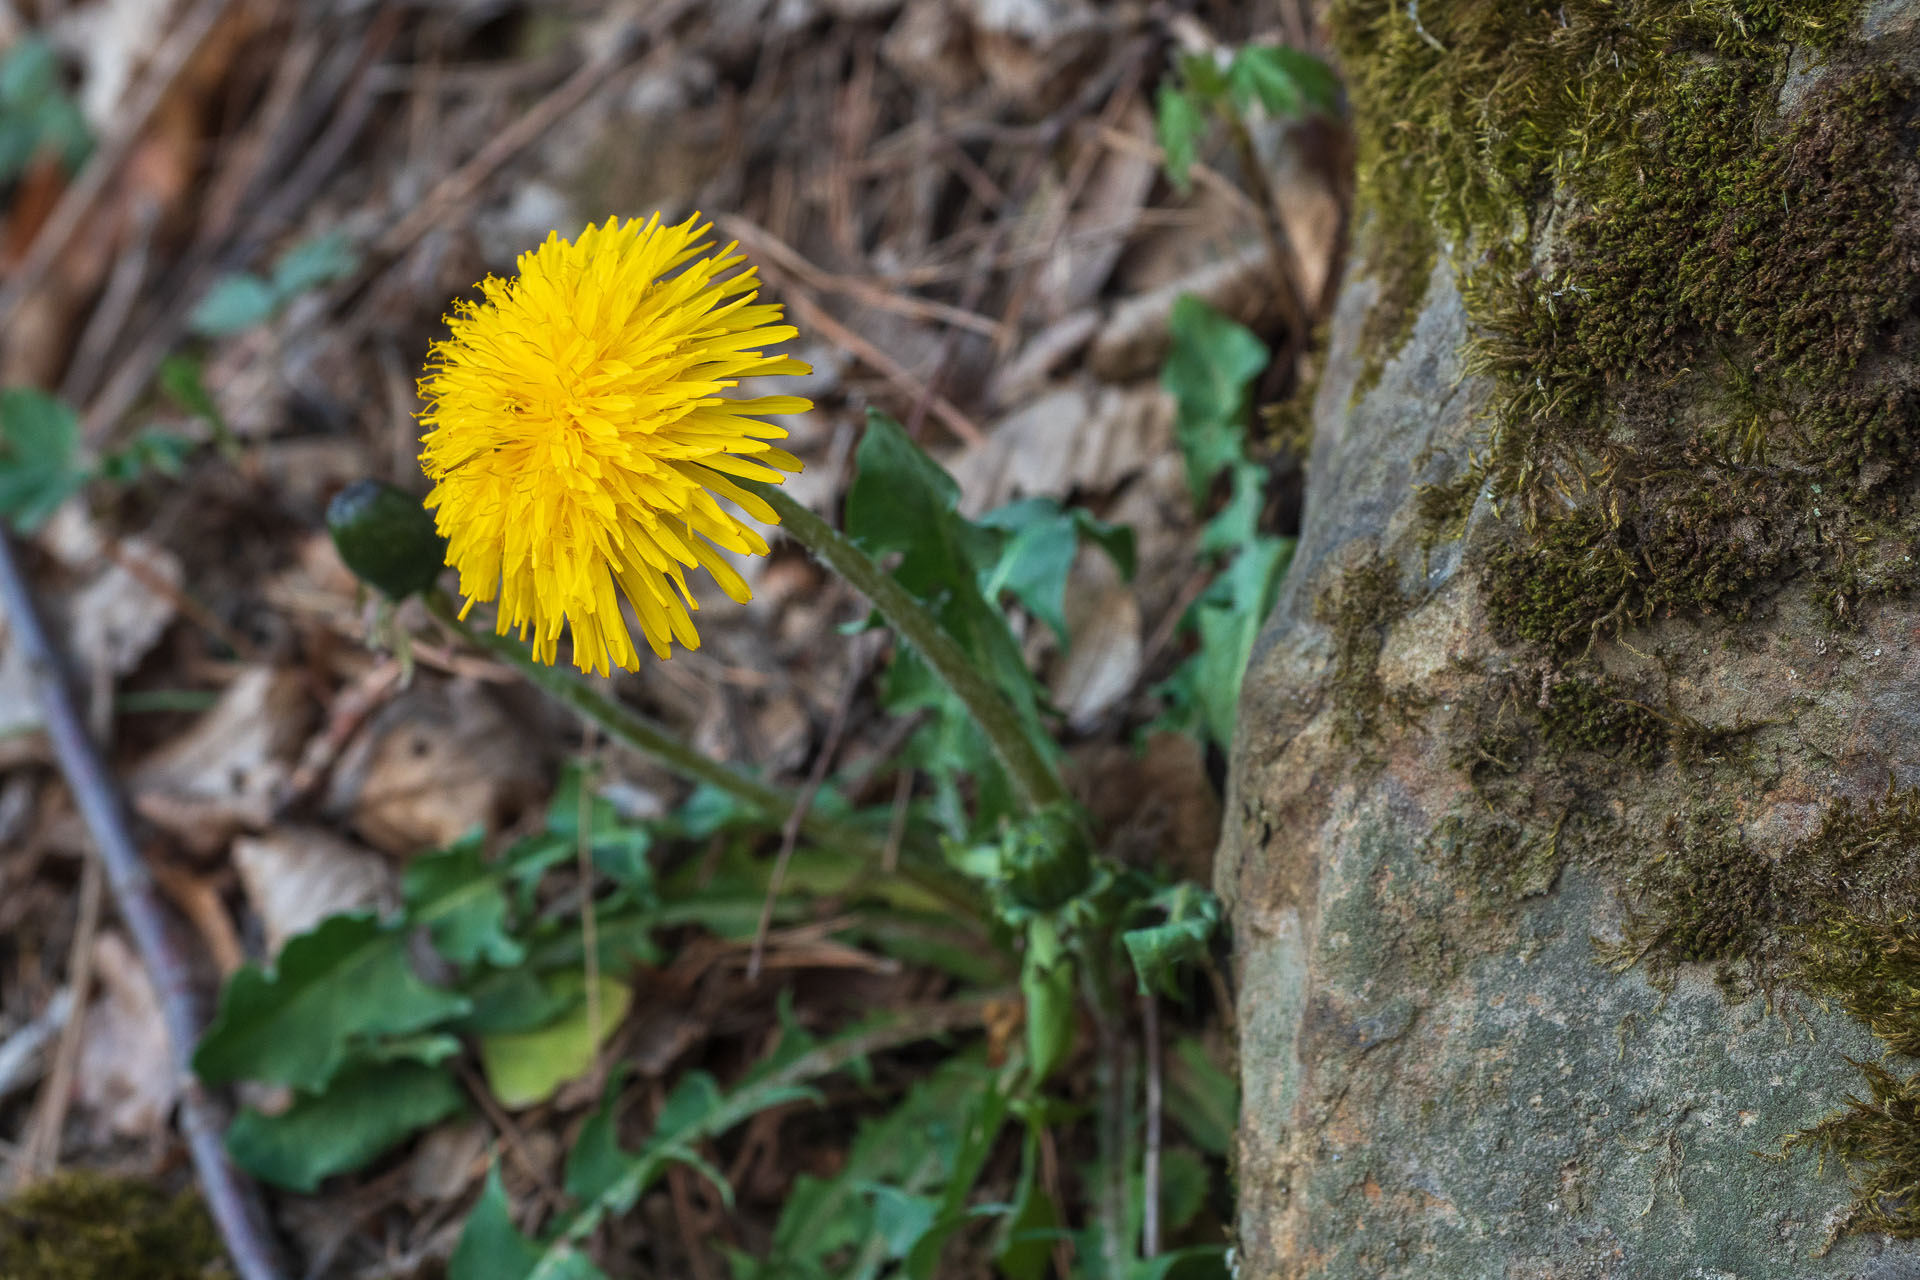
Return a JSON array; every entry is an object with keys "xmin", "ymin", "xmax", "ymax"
[{"xmin": 0, "ymin": 529, "xmax": 289, "ymax": 1280}]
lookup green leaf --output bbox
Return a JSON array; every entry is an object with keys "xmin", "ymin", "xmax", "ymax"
[
  {"xmin": 0, "ymin": 388, "xmax": 86, "ymax": 532},
  {"xmin": 477, "ymin": 973, "xmax": 631, "ymax": 1108},
  {"xmin": 0, "ymin": 39, "xmax": 90, "ymax": 181},
  {"xmin": 1122, "ymin": 883, "xmax": 1223, "ymax": 998},
  {"xmin": 459, "ymin": 966, "xmax": 574, "ymax": 1035},
  {"xmin": 404, "ymin": 837, "xmax": 526, "ymax": 969},
  {"xmin": 1176, "ymin": 51, "xmax": 1230, "ymax": 101},
  {"xmin": 326, "ymin": 478, "xmax": 448, "ymax": 600},
  {"xmin": 189, "ymin": 273, "xmax": 278, "ymax": 337},
  {"xmin": 545, "ymin": 763, "xmax": 655, "ymax": 892},
  {"xmin": 868, "ymin": 1186, "xmax": 942, "ymax": 1257},
  {"xmin": 750, "ymin": 1053, "xmax": 1000, "ymax": 1280},
  {"xmin": 978, "ymin": 501, "xmax": 1080, "ymax": 641},
  {"xmin": 1194, "ymin": 536, "xmax": 1293, "ymax": 745},
  {"xmin": 1198, "ymin": 462, "xmax": 1267, "ymax": 557},
  {"xmin": 225, "ymin": 1059, "xmax": 464, "ymax": 1192},
  {"xmin": 844, "ymin": 411, "xmax": 1055, "ymax": 835},
  {"xmin": 193, "ymin": 912, "xmax": 470, "ymax": 1092},
  {"xmin": 1227, "ymin": 45, "xmax": 1340, "ymax": 118},
  {"xmin": 1161, "ymin": 297, "xmax": 1268, "ymax": 505},
  {"xmin": 562, "ymin": 1069, "xmax": 632, "ymax": 1206},
  {"xmin": 1130, "ymin": 1245, "xmax": 1232, "ymax": 1280},
  {"xmin": 158, "ymin": 352, "xmax": 229, "ymax": 442},
  {"xmin": 1165, "ymin": 1036, "xmax": 1238, "ymax": 1157},
  {"xmin": 450, "ymin": 1169, "xmax": 570, "ymax": 1280},
  {"xmin": 1154, "ymin": 85, "xmax": 1208, "ymax": 193},
  {"xmin": 1156, "ymin": 1146, "xmax": 1212, "ymax": 1235},
  {"xmin": 271, "ymin": 231, "xmax": 359, "ymax": 297},
  {"xmin": 97, "ymin": 428, "xmax": 196, "ymax": 486},
  {"xmin": 510, "ymin": 1011, "xmax": 952, "ymax": 1280},
  {"xmin": 997, "ymin": 1123, "xmax": 1063, "ymax": 1280}
]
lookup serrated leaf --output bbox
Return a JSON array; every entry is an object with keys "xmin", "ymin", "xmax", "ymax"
[
  {"xmin": 750, "ymin": 1053, "xmax": 998, "ymax": 1280},
  {"xmin": 477, "ymin": 973, "xmax": 631, "ymax": 1108},
  {"xmin": 270, "ymin": 231, "xmax": 359, "ymax": 297},
  {"xmin": 193, "ymin": 912, "xmax": 470, "ymax": 1092},
  {"xmin": 544, "ymin": 763, "xmax": 655, "ymax": 892},
  {"xmin": 1193, "ymin": 536, "xmax": 1293, "ymax": 746},
  {"xmin": 1161, "ymin": 297, "xmax": 1268, "ymax": 505},
  {"xmin": 1198, "ymin": 462, "xmax": 1268, "ymax": 557},
  {"xmin": 1227, "ymin": 44, "xmax": 1340, "ymax": 118},
  {"xmin": 190, "ymin": 273, "xmax": 279, "ymax": 337},
  {"xmin": 1122, "ymin": 884, "xmax": 1223, "ymax": 998},
  {"xmin": 507, "ymin": 1010, "xmax": 967, "ymax": 1280},
  {"xmin": 405, "ymin": 837, "xmax": 525, "ymax": 969},
  {"xmin": 0, "ymin": 388, "xmax": 86, "ymax": 532},
  {"xmin": 1155, "ymin": 85, "xmax": 1208, "ymax": 193},
  {"xmin": 844, "ymin": 411, "xmax": 1055, "ymax": 834},
  {"xmin": 226, "ymin": 1059, "xmax": 464, "ymax": 1192}
]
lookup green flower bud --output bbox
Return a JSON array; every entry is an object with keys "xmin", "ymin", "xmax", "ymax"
[
  {"xmin": 1000, "ymin": 804, "xmax": 1094, "ymax": 913},
  {"xmin": 326, "ymin": 480, "xmax": 447, "ymax": 600}
]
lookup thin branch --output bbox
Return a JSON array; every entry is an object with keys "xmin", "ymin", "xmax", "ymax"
[
  {"xmin": 744, "ymin": 482, "xmax": 1071, "ymax": 814},
  {"xmin": 0, "ymin": 529, "xmax": 288, "ymax": 1280}
]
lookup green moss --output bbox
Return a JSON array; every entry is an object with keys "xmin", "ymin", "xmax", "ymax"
[
  {"xmin": 1793, "ymin": 911, "xmax": 1920, "ymax": 1057},
  {"xmin": 1777, "ymin": 1060, "xmax": 1920, "ymax": 1240},
  {"xmin": 1314, "ymin": 554, "xmax": 1411, "ymax": 745},
  {"xmin": 0, "ymin": 1173, "xmax": 227, "ymax": 1280},
  {"xmin": 1428, "ymin": 806, "xmax": 1561, "ymax": 901},
  {"xmin": 1537, "ymin": 677, "xmax": 1669, "ymax": 769},
  {"xmin": 1331, "ymin": 0, "xmax": 1920, "ymax": 1241},
  {"xmin": 1347, "ymin": 212, "xmax": 1437, "ymax": 403},
  {"xmin": 1618, "ymin": 811, "xmax": 1773, "ymax": 973}
]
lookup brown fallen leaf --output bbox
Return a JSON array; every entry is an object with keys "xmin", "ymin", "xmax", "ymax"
[
  {"xmin": 325, "ymin": 676, "xmax": 548, "ymax": 854},
  {"xmin": 132, "ymin": 666, "xmax": 314, "ymax": 855},
  {"xmin": 232, "ymin": 827, "xmax": 397, "ymax": 955},
  {"xmin": 75, "ymin": 931, "xmax": 176, "ymax": 1142}
]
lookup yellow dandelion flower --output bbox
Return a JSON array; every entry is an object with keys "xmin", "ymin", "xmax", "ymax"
[{"xmin": 419, "ymin": 213, "xmax": 810, "ymax": 674}]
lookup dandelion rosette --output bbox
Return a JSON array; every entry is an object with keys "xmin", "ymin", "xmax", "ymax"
[{"xmin": 419, "ymin": 213, "xmax": 810, "ymax": 674}]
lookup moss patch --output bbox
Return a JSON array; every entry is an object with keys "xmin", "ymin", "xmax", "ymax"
[
  {"xmin": 1325, "ymin": 0, "xmax": 1920, "ymax": 1241},
  {"xmin": 0, "ymin": 1173, "xmax": 227, "ymax": 1280},
  {"xmin": 1314, "ymin": 554, "xmax": 1411, "ymax": 746},
  {"xmin": 1778, "ymin": 1059, "xmax": 1920, "ymax": 1240}
]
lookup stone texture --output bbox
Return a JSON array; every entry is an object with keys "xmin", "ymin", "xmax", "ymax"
[{"xmin": 1222, "ymin": 171, "xmax": 1920, "ymax": 1280}]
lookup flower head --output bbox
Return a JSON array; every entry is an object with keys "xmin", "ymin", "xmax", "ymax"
[{"xmin": 419, "ymin": 213, "xmax": 809, "ymax": 674}]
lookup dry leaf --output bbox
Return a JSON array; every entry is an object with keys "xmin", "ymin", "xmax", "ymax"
[
  {"xmin": 76, "ymin": 932, "xmax": 176, "ymax": 1141},
  {"xmin": 326, "ymin": 676, "xmax": 547, "ymax": 854},
  {"xmin": 232, "ymin": 827, "xmax": 397, "ymax": 955},
  {"xmin": 133, "ymin": 667, "xmax": 314, "ymax": 854}
]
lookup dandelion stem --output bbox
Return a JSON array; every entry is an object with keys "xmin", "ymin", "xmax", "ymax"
[
  {"xmin": 423, "ymin": 591, "xmax": 977, "ymax": 914},
  {"xmin": 744, "ymin": 481, "xmax": 1072, "ymax": 814}
]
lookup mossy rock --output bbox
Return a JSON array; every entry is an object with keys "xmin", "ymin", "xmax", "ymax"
[{"xmin": 0, "ymin": 1173, "xmax": 228, "ymax": 1280}]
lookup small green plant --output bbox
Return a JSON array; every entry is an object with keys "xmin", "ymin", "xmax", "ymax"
[
  {"xmin": 189, "ymin": 231, "xmax": 360, "ymax": 337},
  {"xmin": 0, "ymin": 388, "xmax": 194, "ymax": 532},
  {"xmin": 1151, "ymin": 296, "xmax": 1296, "ymax": 749},
  {"xmin": 0, "ymin": 37, "xmax": 90, "ymax": 184},
  {"xmin": 293, "ymin": 404, "xmax": 1238, "ymax": 1278},
  {"xmin": 1155, "ymin": 42, "xmax": 1338, "ymax": 193}
]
